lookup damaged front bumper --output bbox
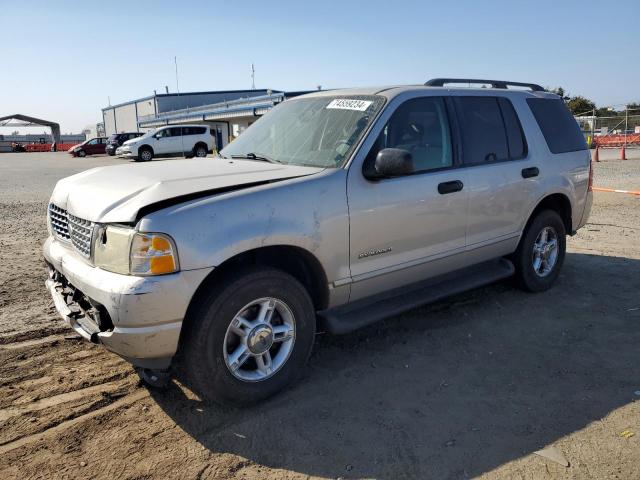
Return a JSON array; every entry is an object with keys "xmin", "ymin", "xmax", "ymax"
[{"xmin": 43, "ymin": 236, "xmax": 213, "ymax": 369}]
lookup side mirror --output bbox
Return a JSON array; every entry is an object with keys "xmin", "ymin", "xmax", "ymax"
[{"xmin": 371, "ymin": 148, "xmax": 414, "ymax": 179}]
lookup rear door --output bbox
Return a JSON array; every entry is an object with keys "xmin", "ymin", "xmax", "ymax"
[{"xmin": 452, "ymin": 95, "xmax": 537, "ymax": 252}]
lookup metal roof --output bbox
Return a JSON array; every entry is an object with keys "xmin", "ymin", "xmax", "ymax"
[
  {"xmin": 137, "ymin": 91, "xmax": 310, "ymax": 128},
  {"xmin": 102, "ymin": 89, "xmax": 282, "ymax": 111}
]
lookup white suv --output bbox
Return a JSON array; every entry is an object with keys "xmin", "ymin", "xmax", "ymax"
[{"xmin": 116, "ymin": 125, "xmax": 213, "ymax": 161}]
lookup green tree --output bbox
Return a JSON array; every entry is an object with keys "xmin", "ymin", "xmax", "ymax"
[{"xmin": 567, "ymin": 96, "xmax": 596, "ymax": 115}]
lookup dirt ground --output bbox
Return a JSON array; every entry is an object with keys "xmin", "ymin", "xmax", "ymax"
[{"xmin": 1, "ymin": 151, "xmax": 639, "ymax": 480}]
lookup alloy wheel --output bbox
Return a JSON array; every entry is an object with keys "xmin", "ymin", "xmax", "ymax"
[{"xmin": 223, "ymin": 297, "xmax": 296, "ymax": 382}]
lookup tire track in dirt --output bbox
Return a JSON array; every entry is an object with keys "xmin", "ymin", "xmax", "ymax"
[{"xmin": 0, "ymin": 390, "xmax": 149, "ymax": 455}]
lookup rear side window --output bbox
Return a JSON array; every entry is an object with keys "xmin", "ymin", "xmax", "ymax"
[
  {"xmin": 527, "ymin": 98, "xmax": 587, "ymax": 153},
  {"xmin": 183, "ymin": 127, "xmax": 206, "ymax": 135},
  {"xmin": 454, "ymin": 97, "xmax": 509, "ymax": 164},
  {"xmin": 498, "ymin": 98, "xmax": 527, "ymax": 159}
]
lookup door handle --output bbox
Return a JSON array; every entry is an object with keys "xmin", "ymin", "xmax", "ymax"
[
  {"xmin": 521, "ymin": 167, "xmax": 539, "ymax": 178},
  {"xmin": 438, "ymin": 180, "xmax": 464, "ymax": 194}
]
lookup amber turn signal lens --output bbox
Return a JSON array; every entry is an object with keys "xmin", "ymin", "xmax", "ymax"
[{"xmin": 130, "ymin": 232, "xmax": 179, "ymax": 275}]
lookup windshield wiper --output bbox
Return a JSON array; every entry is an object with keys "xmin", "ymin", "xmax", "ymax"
[{"xmin": 230, "ymin": 152, "xmax": 281, "ymax": 164}]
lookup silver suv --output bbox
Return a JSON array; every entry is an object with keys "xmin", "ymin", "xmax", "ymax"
[{"xmin": 44, "ymin": 78, "xmax": 592, "ymax": 405}]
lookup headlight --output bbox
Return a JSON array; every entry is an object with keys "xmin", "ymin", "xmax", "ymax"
[{"xmin": 93, "ymin": 226, "xmax": 179, "ymax": 276}]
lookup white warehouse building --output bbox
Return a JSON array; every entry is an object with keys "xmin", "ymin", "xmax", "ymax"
[{"xmin": 102, "ymin": 88, "xmax": 312, "ymax": 150}]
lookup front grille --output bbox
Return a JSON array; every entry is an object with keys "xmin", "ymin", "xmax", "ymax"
[
  {"xmin": 68, "ymin": 214, "xmax": 94, "ymax": 257},
  {"xmin": 49, "ymin": 204, "xmax": 70, "ymax": 240},
  {"xmin": 49, "ymin": 204, "xmax": 94, "ymax": 258}
]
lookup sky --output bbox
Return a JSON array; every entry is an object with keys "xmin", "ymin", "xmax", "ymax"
[{"xmin": 1, "ymin": 0, "xmax": 638, "ymax": 134}]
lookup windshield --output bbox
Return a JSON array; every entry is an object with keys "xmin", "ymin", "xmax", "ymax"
[{"xmin": 220, "ymin": 95, "xmax": 385, "ymax": 168}]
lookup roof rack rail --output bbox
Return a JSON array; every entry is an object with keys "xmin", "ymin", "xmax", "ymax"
[{"xmin": 425, "ymin": 78, "xmax": 545, "ymax": 92}]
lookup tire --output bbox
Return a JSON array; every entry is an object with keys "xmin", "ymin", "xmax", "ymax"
[
  {"xmin": 194, "ymin": 144, "xmax": 208, "ymax": 158},
  {"xmin": 77, "ymin": 150, "xmax": 86, "ymax": 158},
  {"xmin": 138, "ymin": 148, "xmax": 153, "ymax": 162},
  {"xmin": 181, "ymin": 267, "xmax": 316, "ymax": 406},
  {"xmin": 512, "ymin": 210, "xmax": 566, "ymax": 292}
]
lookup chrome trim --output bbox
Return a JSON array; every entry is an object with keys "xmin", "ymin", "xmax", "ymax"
[{"xmin": 48, "ymin": 204, "xmax": 94, "ymax": 258}]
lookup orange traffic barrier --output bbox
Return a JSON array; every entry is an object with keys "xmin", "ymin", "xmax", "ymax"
[
  {"xmin": 593, "ymin": 133, "xmax": 640, "ymax": 148},
  {"xmin": 592, "ymin": 187, "xmax": 640, "ymax": 196},
  {"xmin": 620, "ymin": 145, "xmax": 626, "ymax": 160}
]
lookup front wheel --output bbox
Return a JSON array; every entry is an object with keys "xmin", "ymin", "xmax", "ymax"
[
  {"xmin": 138, "ymin": 148, "xmax": 153, "ymax": 162},
  {"xmin": 181, "ymin": 267, "xmax": 316, "ymax": 406},
  {"xmin": 77, "ymin": 150, "xmax": 86, "ymax": 158},
  {"xmin": 512, "ymin": 210, "xmax": 566, "ymax": 292}
]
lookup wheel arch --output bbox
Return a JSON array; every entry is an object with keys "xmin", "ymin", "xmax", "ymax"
[
  {"xmin": 524, "ymin": 193, "xmax": 572, "ymax": 236},
  {"xmin": 178, "ymin": 245, "xmax": 329, "ymax": 352},
  {"xmin": 138, "ymin": 144, "xmax": 154, "ymax": 155},
  {"xmin": 193, "ymin": 141, "xmax": 208, "ymax": 151}
]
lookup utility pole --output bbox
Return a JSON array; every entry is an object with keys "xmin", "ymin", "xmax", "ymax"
[
  {"xmin": 251, "ymin": 63, "xmax": 255, "ymax": 90},
  {"xmin": 625, "ymin": 104, "xmax": 628, "ymax": 148},
  {"xmin": 174, "ymin": 56, "xmax": 180, "ymax": 94}
]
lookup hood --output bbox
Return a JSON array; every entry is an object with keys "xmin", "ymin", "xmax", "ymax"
[
  {"xmin": 50, "ymin": 158, "xmax": 324, "ymax": 223},
  {"xmin": 122, "ymin": 136, "xmax": 145, "ymax": 146}
]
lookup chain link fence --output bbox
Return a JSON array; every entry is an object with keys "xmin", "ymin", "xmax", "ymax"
[{"xmin": 575, "ymin": 111, "xmax": 640, "ymax": 148}]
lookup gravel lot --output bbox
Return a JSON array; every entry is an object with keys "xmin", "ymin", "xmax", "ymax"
[{"xmin": 1, "ymin": 151, "xmax": 639, "ymax": 480}]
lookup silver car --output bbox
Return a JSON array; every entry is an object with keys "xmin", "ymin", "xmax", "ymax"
[{"xmin": 43, "ymin": 78, "xmax": 592, "ymax": 405}]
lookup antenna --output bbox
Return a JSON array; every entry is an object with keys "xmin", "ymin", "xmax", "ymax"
[
  {"xmin": 251, "ymin": 63, "xmax": 255, "ymax": 90},
  {"xmin": 165, "ymin": 85, "xmax": 169, "ymax": 94},
  {"xmin": 174, "ymin": 56, "xmax": 180, "ymax": 94}
]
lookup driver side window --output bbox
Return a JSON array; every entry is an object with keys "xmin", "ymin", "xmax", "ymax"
[{"xmin": 364, "ymin": 97, "xmax": 453, "ymax": 176}]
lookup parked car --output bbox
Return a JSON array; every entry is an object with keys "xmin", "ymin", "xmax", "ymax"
[
  {"xmin": 68, "ymin": 137, "xmax": 107, "ymax": 157},
  {"xmin": 44, "ymin": 78, "xmax": 592, "ymax": 405},
  {"xmin": 11, "ymin": 142, "xmax": 26, "ymax": 152},
  {"xmin": 115, "ymin": 125, "xmax": 212, "ymax": 161},
  {"xmin": 106, "ymin": 132, "xmax": 144, "ymax": 156}
]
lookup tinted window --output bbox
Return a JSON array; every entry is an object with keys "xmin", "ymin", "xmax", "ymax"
[
  {"xmin": 183, "ymin": 126, "xmax": 206, "ymax": 136},
  {"xmin": 527, "ymin": 98, "xmax": 587, "ymax": 153},
  {"xmin": 498, "ymin": 98, "xmax": 527, "ymax": 159},
  {"xmin": 454, "ymin": 97, "xmax": 508, "ymax": 164},
  {"xmin": 169, "ymin": 127, "xmax": 182, "ymax": 137},
  {"xmin": 364, "ymin": 97, "xmax": 453, "ymax": 176},
  {"xmin": 108, "ymin": 134, "xmax": 119, "ymax": 141}
]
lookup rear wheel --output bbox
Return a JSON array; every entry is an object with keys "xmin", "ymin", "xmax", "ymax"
[
  {"xmin": 181, "ymin": 267, "xmax": 316, "ymax": 406},
  {"xmin": 194, "ymin": 144, "xmax": 208, "ymax": 158},
  {"xmin": 512, "ymin": 210, "xmax": 566, "ymax": 292},
  {"xmin": 138, "ymin": 148, "xmax": 153, "ymax": 162}
]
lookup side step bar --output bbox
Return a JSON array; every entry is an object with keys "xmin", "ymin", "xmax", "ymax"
[{"xmin": 319, "ymin": 258, "xmax": 515, "ymax": 334}]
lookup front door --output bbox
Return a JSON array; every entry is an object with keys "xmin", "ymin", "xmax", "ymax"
[
  {"xmin": 347, "ymin": 96, "xmax": 468, "ymax": 301},
  {"xmin": 154, "ymin": 127, "xmax": 182, "ymax": 155}
]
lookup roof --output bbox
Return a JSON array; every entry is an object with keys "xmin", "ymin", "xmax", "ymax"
[{"xmin": 297, "ymin": 84, "xmax": 558, "ymax": 101}]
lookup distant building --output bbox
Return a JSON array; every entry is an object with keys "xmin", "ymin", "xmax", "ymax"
[{"xmin": 102, "ymin": 88, "xmax": 313, "ymax": 149}]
